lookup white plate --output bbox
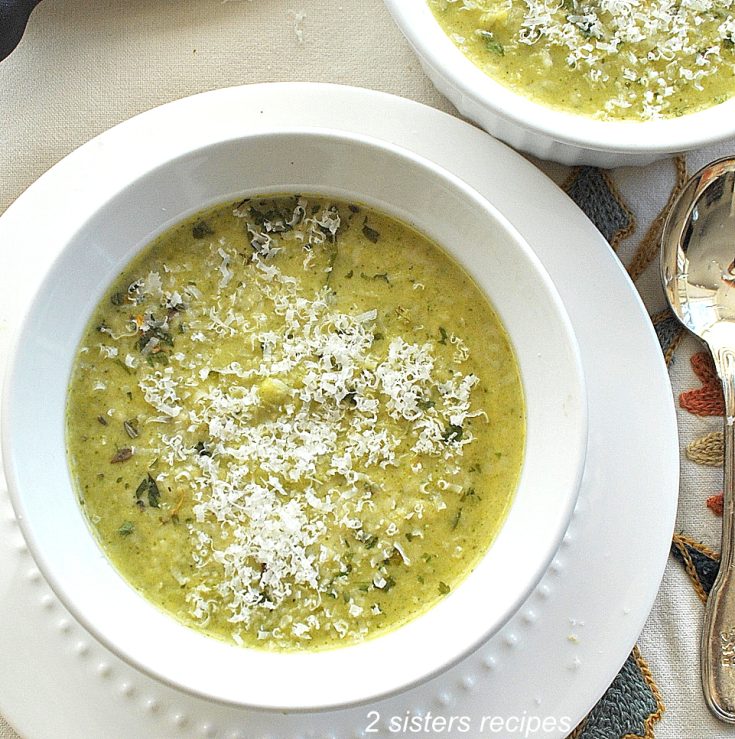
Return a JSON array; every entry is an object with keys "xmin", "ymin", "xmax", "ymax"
[{"xmin": 0, "ymin": 83, "xmax": 678, "ymax": 739}]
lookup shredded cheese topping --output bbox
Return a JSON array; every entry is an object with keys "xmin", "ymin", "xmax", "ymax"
[{"xmin": 152, "ymin": 262, "xmax": 479, "ymax": 632}]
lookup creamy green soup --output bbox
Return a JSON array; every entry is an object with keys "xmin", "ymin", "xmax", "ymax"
[
  {"xmin": 66, "ymin": 196, "xmax": 524, "ymax": 651},
  {"xmin": 429, "ymin": 0, "xmax": 735, "ymax": 120}
]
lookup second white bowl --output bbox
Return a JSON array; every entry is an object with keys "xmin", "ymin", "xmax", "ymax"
[{"xmin": 385, "ymin": 0, "xmax": 735, "ymax": 167}]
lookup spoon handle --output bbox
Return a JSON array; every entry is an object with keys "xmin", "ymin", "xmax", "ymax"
[{"xmin": 703, "ymin": 346, "xmax": 735, "ymax": 722}]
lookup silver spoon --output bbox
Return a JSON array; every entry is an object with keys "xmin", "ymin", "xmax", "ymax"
[{"xmin": 662, "ymin": 156, "xmax": 735, "ymax": 723}]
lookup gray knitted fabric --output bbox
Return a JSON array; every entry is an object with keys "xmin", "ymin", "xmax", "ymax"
[
  {"xmin": 565, "ymin": 167, "xmax": 633, "ymax": 246},
  {"xmin": 575, "ymin": 652, "xmax": 661, "ymax": 739}
]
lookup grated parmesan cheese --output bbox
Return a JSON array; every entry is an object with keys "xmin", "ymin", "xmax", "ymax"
[{"xmin": 126, "ymin": 226, "xmax": 485, "ymax": 632}]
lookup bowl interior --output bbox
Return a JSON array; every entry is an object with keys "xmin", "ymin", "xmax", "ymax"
[{"xmin": 2, "ymin": 130, "xmax": 586, "ymax": 710}]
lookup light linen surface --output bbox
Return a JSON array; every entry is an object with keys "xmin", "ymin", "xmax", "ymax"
[{"xmin": 0, "ymin": 1, "xmax": 732, "ymax": 737}]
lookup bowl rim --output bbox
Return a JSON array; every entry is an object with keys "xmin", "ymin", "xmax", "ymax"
[
  {"xmin": 383, "ymin": 0, "xmax": 735, "ymax": 155},
  {"xmin": 1, "ymin": 125, "xmax": 587, "ymax": 711}
]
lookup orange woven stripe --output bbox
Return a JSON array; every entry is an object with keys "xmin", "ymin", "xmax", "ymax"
[
  {"xmin": 679, "ymin": 352, "xmax": 724, "ymax": 416},
  {"xmin": 707, "ymin": 494, "xmax": 724, "ymax": 517}
]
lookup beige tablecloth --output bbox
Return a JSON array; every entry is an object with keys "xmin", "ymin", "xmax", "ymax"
[{"xmin": 1, "ymin": 1, "xmax": 733, "ymax": 737}]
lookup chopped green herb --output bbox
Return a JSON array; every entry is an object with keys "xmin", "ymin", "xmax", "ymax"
[
  {"xmin": 362, "ymin": 222, "xmax": 380, "ymax": 243},
  {"xmin": 146, "ymin": 352, "xmax": 169, "ymax": 367},
  {"xmin": 137, "ymin": 325, "xmax": 174, "ymax": 352},
  {"xmin": 479, "ymin": 30, "xmax": 505, "ymax": 55},
  {"xmin": 383, "ymin": 549, "xmax": 403, "ymax": 566},
  {"xmin": 160, "ymin": 330, "xmax": 175, "ymax": 348},
  {"xmin": 135, "ymin": 474, "xmax": 161, "ymax": 508},
  {"xmin": 364, "ymin": 535, "xmax": 378, "ymax": 549},
  {"xmin": 438, "ymin": 327, "xmax": 449, "ymax": 345},
  {"xmin": 195, "ymin": 441, "xmax": 212, "ymax": 457},
  {"xmin": 461, "ymin": 487, "xmax": 480, "ymax": 501},
  {"xmin": 451, "ymin": 508, "xmax": 462, "ymax": 530},
  {"xmin": 110, "ymin": 447, "xmax": 133, "ymax": 464},
  {"xmin": 567, "ymin": 15, "xmax": 597, "ymax": 38},
  {"xmin": 360, "ymin": 272, "xmax": 389, "ymax": 283},
  {"xmin": 117, "ymin": 521, "xmax": 135, "ymax": 537},
  {"xmin": 442, "ymin": 424, "xmax": 464, "ymax": 443},
  {"xmin": 438, "ymin": 581, "xmax": 451, "ymax": 595},
  {"xmin": 373, "ymin": 332, "xmax": 384, "ymax": 341},
  {"xmin": 110, "ymin": 292, "xmax": 126, "ymax": 306},
  {"xmin": 345, "ymin": 269, "xmax": 354, "ymax": 279},
  {"xmin": 417, "ymin": 398, "xmax": 435, "ymax": 411},
  {"xmin": 324, "ymin": 241, "xmax": 339, "ymax": 285},
  {"xmin": 97, "ymin": 415, "xmax": 108, "ymax": 426},
  {"xmin": 380, "ymin": 576, "xmax": 396, "ymax": 592},
  {"xmin": 192, "ymin": 220, "xmax": 214, "ymax": 239}
]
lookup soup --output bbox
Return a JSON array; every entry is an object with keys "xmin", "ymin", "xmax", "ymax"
[
  {"xmin": 66, "ymin": 195, "xmax": 525, "ymax": 650},
  {"xmin": 429, "ymin": 0, "xmax": 735, "ymax": 120}
]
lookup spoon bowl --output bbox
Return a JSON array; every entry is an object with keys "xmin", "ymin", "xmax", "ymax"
[
  {"xmin": 663, "ymin": 160, "xmax": 735, "ymax": 338},
  {"xmin": 662, "ymin": 156, "xmax": 735, "ymax": 723}
]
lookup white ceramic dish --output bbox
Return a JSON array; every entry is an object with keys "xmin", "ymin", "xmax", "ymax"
[
  {"xmin": 1, "ymin": 127, "xmax": 586, "ymax": 712},
  {"xmin": 0, "ymin": 83, "xmax": 678, "ymax": 739},
  {"xmin": 383, "ymin": 0, "xmax": 735, "ymax": 167}
]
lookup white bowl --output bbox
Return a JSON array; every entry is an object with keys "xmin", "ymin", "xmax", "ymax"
[
  {"xmin": 384, "ymin": 0, "xmax": 735, "ymax": 167},
  {"xmin": 2, "ymin": 127, "xmax": 587, "ymax": 711}
]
